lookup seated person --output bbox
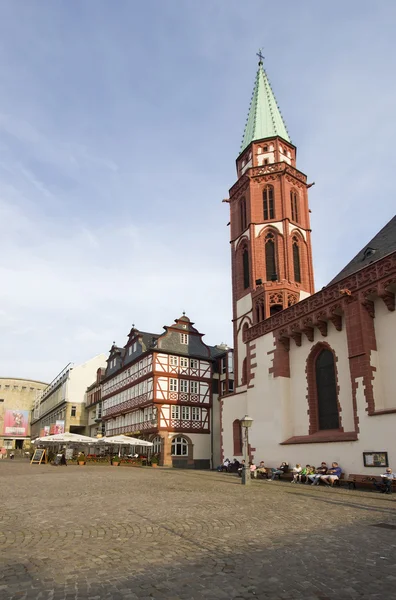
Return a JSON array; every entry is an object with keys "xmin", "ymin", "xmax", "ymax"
[
  {"xmin": 308, "ymin": 462, "xmax": 328, "ymax": 485},
  {"xmin": 320, "ymin": 462, "xmax": 342, "ymax": 486},
  {"xmin": 291, "ymin": 464, "xmax": 302, "ymax": 483},
  {"xmin": 249, "ymin": 461, "xmax": 257, "ymax": 478},
  {"xmin": 271, "ymin": 462, "xmax": 289, "ymax": 480},
  {"xmin": 217, "ymin": 458, "xmax": 230, "ymax": 472},
  {"xmin": 373, "ymin": 468, "xmax": 396, "ymax": 494},
  {"xmin": 256, "ymin": 461, "xmax": 267, "ymax": 478},
  {"xmin": 237, "ymin": 459, "xmax": 245, "ymax": 477},
  {"xmin": 230, "ymin": 458, "xmax": 240, "ymax": 473},
  {"xmin": 298, "ymin": 464, "xmax": 310, "ymax": 483}
]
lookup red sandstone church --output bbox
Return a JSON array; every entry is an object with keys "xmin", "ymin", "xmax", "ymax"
[{"xmin": 221, "ymin": 55, "xmax": 396, "ymax": 475}]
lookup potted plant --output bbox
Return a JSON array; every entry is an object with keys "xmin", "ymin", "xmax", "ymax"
[
  {"xmin": 151, "ymin": 455, "xmax": 159, "ymax": 468},
  {"xmin": 112, "ymin": 455, "xmax": 120, "ymax": 466},
  {"xmin": 78, "ymin": 452, "xmax": 86, "ymax": 466}
]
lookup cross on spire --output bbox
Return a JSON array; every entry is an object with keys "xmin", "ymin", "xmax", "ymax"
[{"xmin": 256, "ymin": 49, "xmax": 264, "ymax": 65}]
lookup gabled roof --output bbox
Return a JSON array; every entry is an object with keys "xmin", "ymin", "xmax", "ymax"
[
  {"xmin": 328, "ymin": 215, "xmax": 396, "ymax": 285},
  {"xmin": 240, "ymin": 58, "xmax": 290, "ymax": 153}
]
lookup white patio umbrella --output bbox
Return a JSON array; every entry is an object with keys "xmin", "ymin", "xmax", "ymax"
[
  {"xmin": 33, "ymin": 432, "xmax": 98, "ymax": 444},
  {"xmin": 95, "ymin": 435, "xmax": 153, "ymax": 447}
]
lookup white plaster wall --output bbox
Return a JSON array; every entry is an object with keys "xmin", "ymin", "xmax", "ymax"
[
  {"xmin": 288, "ymin": 223, "xmax": 307, "ymax": 240},
  {"xmin": 372, "ymin": 298, "xmax": 396, "ymax": 410},
  {"xmin": 236, "ymin": 295, "xmax": 252, "ymax": 319},
  {"xmin": 233, "ymin": 229, "xmax": 250, "ymax": 248},
  {"xmin": 299, "ymin": 290, "xmax": 311, "ymax": 301},
  {"xmin": 188, "ymin": 433, "xmax": 211, "ymax": 460},
  {"xmin": 67, "ymin": 355, "xmax": 107, "ymax": 405},
  {"xmin": 255, "ymin": 222, "xmax": 283, "ymax": 237}
]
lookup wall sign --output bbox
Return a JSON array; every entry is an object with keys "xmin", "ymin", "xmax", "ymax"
[{"xmin": 363, "ymin": 452, "xmax": 388, "ymax": 468}]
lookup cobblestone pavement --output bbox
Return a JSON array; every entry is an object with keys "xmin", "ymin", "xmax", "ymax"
[{"xmin": 1, "ymin": 463, "xmax": 396, "ymax": 599}]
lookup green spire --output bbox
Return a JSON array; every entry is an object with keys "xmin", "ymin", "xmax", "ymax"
[{"xmin": 240, "ymin": 53, "xmax": 290, "ymax": 153}]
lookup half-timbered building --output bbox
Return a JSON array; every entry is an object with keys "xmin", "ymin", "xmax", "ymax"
[{"xmin": 99, "ymin": 314, "xmax": 233, "ymax": 468}]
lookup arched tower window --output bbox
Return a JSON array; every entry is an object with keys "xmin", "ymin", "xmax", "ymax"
[
  {"xmin": 242, "ymin": 248, "xmax": 250, "ymax": 289},
  {"xmin": 292, "ymin": 236, "xmax": 301, "ymax": 283},
  {"xmin": 290, "ymin": 190, "xmax": 299, "ymax": 223},
  {"xmin": 316, "ymin": 349, "xmax": 340, "ymax": 431},
  {"xmin": 265, "ymin": 232, "xmax": 277, "ymax": 281},
  {"xmin": 240, "ymin": 198, "xmax": 247, "ymax": 231},
  {"xmin": 263, "ymin": 185, "xmax": 274, "ymax": 220},
  {"xmin": 233, "ymin": 419, "xmax": 243, "ymax": 456}
]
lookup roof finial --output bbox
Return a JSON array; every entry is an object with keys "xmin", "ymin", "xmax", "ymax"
[
  {"xmin": 182, "ymin": 311, "xmax": 185, "ymax": 316},
  {"xmin": 256, "ymin": 48, "xmax": 264, "ymax": 66}
]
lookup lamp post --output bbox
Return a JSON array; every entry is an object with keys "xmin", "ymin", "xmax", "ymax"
[{"xmin": 240, "ymin": 415, "xmax": 253, "ymax": 485}]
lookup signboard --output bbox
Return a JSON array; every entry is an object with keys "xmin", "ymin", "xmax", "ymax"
[
  {"xmin": 3, "ymin": 410, "xmax": 29, "ymax": 437},
  {"xmin": 44, "ymin": 426, "xmax": 50, "ymax": 436},
  {"xmin": 30, "ymin": 449, "xmax": 46, "ymax": 465},
  {"xmin": 55, "ymin": 420, "xmax": 65, "ymax": 434}
]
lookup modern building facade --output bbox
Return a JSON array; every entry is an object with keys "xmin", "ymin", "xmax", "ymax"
[
  {"xmin": 0, "ymin": 378, "xmax": 48, "ymax": 452},
  {"xmin": 221, "ymin": 56, "xmax": 396, "ymax": 475},
  {"xmin": 99, "ymin": 314, "xmax": 233, "ymax": 468},
  {"xmin": 31, "ymin": 355, "xmax": 107, "ymax": 439}
]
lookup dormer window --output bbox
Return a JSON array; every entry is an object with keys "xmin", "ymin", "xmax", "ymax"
[
  {"xmin": 363, "ymin": 247, "xmax": 376, "ymax": 260},
  {"xmin": 180, "ymin": 333, "xmax": 189, "ymax": 345}
]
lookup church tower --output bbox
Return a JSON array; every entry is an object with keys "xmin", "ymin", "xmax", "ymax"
[{"xmin": 227, "ymin": 54, "xmax": 315, "ymax": 385}]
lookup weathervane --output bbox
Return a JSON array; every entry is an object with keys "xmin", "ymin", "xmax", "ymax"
[{"xmin": 256, "ymin": 49, "xmax": 264, "ymax": 65}]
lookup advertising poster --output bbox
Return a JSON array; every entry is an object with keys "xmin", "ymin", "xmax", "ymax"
[
  {"xmin": 3, "ymin": 410, "xmax": 29, "ymax": 437},
  {"xmin": 44, "ymin": 426, "xmax": 50, "ymax": 436},
  {"xmin": 55, "ymin": 420, "xmax": 65, "ymax": 434}
]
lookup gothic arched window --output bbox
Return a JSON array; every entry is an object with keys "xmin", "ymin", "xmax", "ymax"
[
  {"xmin": 292, "ymin": 236, "xmax": 301, "ymax": 283},
  {"xmin": 240, "ymin": 198, "xmax": 247, "ymax": 231},
  {"xmin": 265, "ymin": 232, "xmax": 277, "ymax": 281},
  {"xmin": 233, "ymin": 419, "xmax": 243, "ymax": 455},
  {"xmin": 315, "ymin": 349, "xmax": 340, "ymax": 431},
  {"xmin": 242, "ymin": 248, "xmax": 250, "ymax": 289},
  {"xmin": 291, "ymin": 190, "xmax": 299, "ymax": 223},
  {"xmin": 263, "ymin": 185, "xmax": 274, "ymax": 220}
]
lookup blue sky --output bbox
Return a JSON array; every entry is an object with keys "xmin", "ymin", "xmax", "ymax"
[{"xmin": 1, "ymin": 1, "xmax": 395, "ymax": 382}]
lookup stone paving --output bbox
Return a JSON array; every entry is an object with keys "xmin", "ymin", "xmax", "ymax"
[{"xmin": 1, "ymin": 463, "xmax": 396, "ymax": 599}]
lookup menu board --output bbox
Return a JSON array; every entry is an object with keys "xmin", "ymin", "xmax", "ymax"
[{"xmin": 30, "ymin": 449, "xmax": 46, "ymax": 465}]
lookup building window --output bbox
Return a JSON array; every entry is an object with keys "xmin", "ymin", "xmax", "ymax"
[
  {"xmin": 170, "ymin": 355, "xmax": 178, "ymax": 366},
  {"xmin": 263, "ymin": 185, "xmax": 274, "ymax": 220},
  {"xmin": 293, "ymin": 236, "xmax": 301, "ymax": 283},
  {"xmin": 169, "ymin": 379, "xmax": 178, "ymax": 392},
  {"xmin": 152, "ymin": 435, "xmax": 162, "ymax": 454},
  {"xmin": 242, "ymin": 358, "xmax": 247, "ymax": 385},
  {"xmin": 221, "ymin": 380, "xmax": 227, "ymax": 395},
  {"xmin": 242, "ymin": 248, "xmax": 250, "ymax": 289},
  {"xmin": 265, "ymin": 232, "xmax": 277, "ymax": 281},
  {"xmin": 180, "ymin": 380, "xmax": 188, "ymax": 393},
  {"xmin": 71, "ymin": 406, "xmax": 77, "ymax": 417},
  {"xmin": 233, "ymin": 419, "xmax": 243, "ymax": 456},
  {"xmin": 171, "ymin": 405, "xmax": 180, "ymax": 419},
  {"xmin": 180, "ymin": 333, "xmax": 188, "ymax": 345},
  {"xmin": 291, "ymin": 190, "xmax": 299, "ymax": 223},
  {"xmin": 190, "ymin": 381, "xmax": 198, "ymax": 394},
  {"xmin": 191, "ymin": 407, "xmax": 200, "ymax": 421},
  {"xmin": 128, "ymin": 346, "xmax": 132, "ymax": 355},
  {"xmin": 181, "ymin": 406, "xmax": 190, "ymax": 420},
  {"xmin": 171, "ymin": 436, "xmax": 188, "ymax": 456},
  {"xmin": 240, "ymin": 197, "xmax": 247, "ymax": 231},
  {"xmin": 221, "ymin": 358, "xmax": 227, "ymax": 374},
  {"xmin": 180, "ymin": 357, "xmax": 188, "ymax": 368},
  {"xmin": 316, "ymin": 349, "xmax": 340, "ymax": 431},
  {"xmin": 190, "ymin": 359, "xmax": 198, "ymax": 369},
  {"xmin": 229, "ymin": 380, "xmax": 234, "ymax": 392}
]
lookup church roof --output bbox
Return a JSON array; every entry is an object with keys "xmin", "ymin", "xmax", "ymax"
[
  {"xmin": 328, "ymin": 215, "xmax": 396, "ymax": 285},
  {"xmin": 240, "ymin": 57, "xmax": 290, "ymax": 153}
]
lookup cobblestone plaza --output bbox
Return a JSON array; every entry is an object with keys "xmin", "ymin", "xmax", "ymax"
[{"xmin": 1, "ymin": 463, "xmax": 396, "ymax": 599}]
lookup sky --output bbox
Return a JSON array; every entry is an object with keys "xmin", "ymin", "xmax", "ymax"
[{"xmin": 1, "ymin": 1, "xmax": 395, "ymax": 383}]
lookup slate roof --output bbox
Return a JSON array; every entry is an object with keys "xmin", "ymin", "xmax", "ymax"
[
  {"xmin": 328, "ymin": 215, "xmax": 396, "ymax": 285},
  {"xmin": 240, "ymin": 59, "xmax": 290, "ymax": 153}
]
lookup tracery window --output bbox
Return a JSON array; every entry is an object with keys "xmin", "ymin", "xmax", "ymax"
[
  {"xmin": 265, "ymin": 232, "xmax": 277, "ymax": 281},
  {"xmin": 292, "ymin": 236, "xmax": 301, "ymax": 283},
  {"xmin": 233, "ymin": 419, "xmax": 243, "ymax": 455},
  {"xmin": 290, "ymin": 190, "xmax": 299, "ymax": 223},
  {"xmin": 315, "ymin": 349, "xmax": 340, "ymax": 431},
  {"xmin": 263, "ymin": 185, "xmax": 274, "ymax": 220},
  {"xmin": 240, "ymin": 197, "xmax": 247, "ymax": 231}
]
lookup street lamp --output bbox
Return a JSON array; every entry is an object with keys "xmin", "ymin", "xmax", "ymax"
[{"xmin": 240, "ymin": 415, "xmax": 253, "ymax": 485}]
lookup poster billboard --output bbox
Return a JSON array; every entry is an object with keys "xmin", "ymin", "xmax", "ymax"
[
  {"xmin": 44, "ymin": 426, "xmax": 50, "ymax": 436},
  {"xmin": 3, "ymin": 410, "xmax": 29, "ymax": 437},
  {"xmin": 55, "ymin": 420, "xmax": 65, "ymax": 434}
]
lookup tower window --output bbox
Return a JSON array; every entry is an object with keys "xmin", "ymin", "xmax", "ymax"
[
  {"xmin": 291, "ymin": 190, "xmax": 299, "ymax": 223},
  {"xmin": 263, "ymin": 186, "xmax": 274, "ymax": 220},
  {"xmin": 292, "ymin": 236, "xmax": 301, "ymax": 283},
  {"xmin": 265, "ymin": 232, "xmax": 277, "ymax": 281},
  {"xmin": 180, "ymin": 333, "xmax": 188, "ymax": 345},
  {"xmin": 240, "ymin": 198, "xmax": 247, "ymax": 231},
  {"xmin": 242, "ymin": 248, "xmax": 250, "ymax": 289}
]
